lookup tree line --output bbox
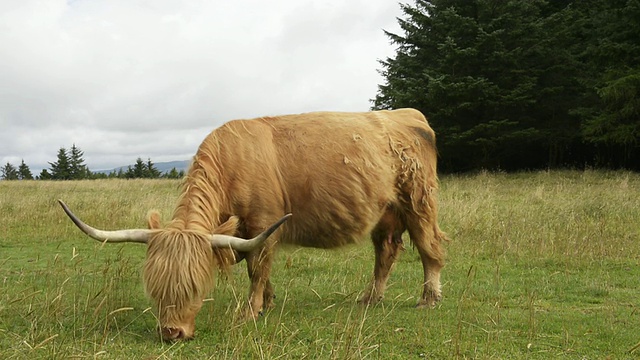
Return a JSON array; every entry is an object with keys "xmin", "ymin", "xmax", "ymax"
[
  {"xmin": 373, "ymin": 0, "xmax": 639, "ymax": 172},
  {"xmin": 1, "ymin": 145, "xmax": 185, "ymax": 180}
]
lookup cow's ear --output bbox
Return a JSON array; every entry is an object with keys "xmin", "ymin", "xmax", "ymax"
[
  {"xmin": 213, "ymin": 216, "xmax": 240, "ymax": 236},
  {"xmin": 147, "ymin": 211, "xmax": 162, "ymax": 229}
]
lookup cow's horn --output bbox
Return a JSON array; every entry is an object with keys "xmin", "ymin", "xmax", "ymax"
[
  {"xmin": 58, "ymin": 200, "xmax": 151, "ymax": 244},
  {"xmin": 210, "ymin": 213, "xmax": 292, "ymax": 251}
]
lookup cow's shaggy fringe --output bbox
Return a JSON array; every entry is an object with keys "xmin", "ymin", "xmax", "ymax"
[
  {"xmin": 143, "ymin": 230, "xmax": 216, "ymax": 328},
  {"xmin": 143, "ymin": 142, "xmax": 237, "ymax": 327}
]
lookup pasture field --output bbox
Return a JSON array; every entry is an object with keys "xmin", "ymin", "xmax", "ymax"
[{"xmin": 1, "ymin": 170, "xmax": 639, "ymax": 359}]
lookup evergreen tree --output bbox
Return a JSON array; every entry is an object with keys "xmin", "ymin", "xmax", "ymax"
[
  {"xmin": 125, "ymin": 165, "xmax": 135, "ymax": 179},
  {"xmin": 373, "ymin": 0, "xmax": 639, "ymax": 171},
  {"xmin": 146, "ymin": 158, "xmax": 161, "ymax": 178},
  {"xmin": 374, "ymin": 0, "xmax": 575, "ymax": 170},
  {"xmin": 575, "ymin": 0, "xmax": 640, "ymax": 168},
  {"xmin": 69, "ymin": 144, "xmax": 89, "ymax": 180},
  {"xmin": 18, "ymin": 159, "xmax": 33, "ymax": 180},
  {"xmin": 39, "ymin": 169, "xmax": 52, "ymax": 180},
  {"xmin": 1, "ymin": 162, "xmax": 19, "ymax": 180},
  {"xmin": 164, "ymin": 167, "xmax": 181, "ymax": 179},
  {"xmin": 49, "ymin": 147, "xmax": 71, "ymax": 180},
  {"xmin": 133, "ymin": 158, "xmax": 146, "ymax": 178}
]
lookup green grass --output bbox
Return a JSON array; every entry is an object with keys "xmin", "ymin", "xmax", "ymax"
[{"xmin": 1, "ymin": 171, "xmax": 639, "ymax": 359}]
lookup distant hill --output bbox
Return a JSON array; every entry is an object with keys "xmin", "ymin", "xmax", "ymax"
[
  {"xmin": 95, "ymin": 160, "xmax": 191, "ymax": 175},
  {"xmin": 153, "ymin": 160, "xmax": 191, "ymax": 174}
]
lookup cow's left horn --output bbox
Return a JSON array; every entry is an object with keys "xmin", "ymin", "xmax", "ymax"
[
  {"xmin": 58, "ymin": 200, "xmax": 151, "ymax": 244},
  {"xmin": 210, "ymin": 214, "xmax": 292, "ymax": 251}
]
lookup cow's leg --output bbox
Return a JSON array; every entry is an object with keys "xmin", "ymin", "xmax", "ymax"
[
  {"xmin": 238, "ymin": 255, "xmax": 276, "ymax": 310},
  {"xmin": 234, "ymin": 214, "xmax": 283, "ymax": 320},
  {"xmin": 407, "ymin": 219, "xmax": 445, "ymax": 308},
  {"xmin": 359, "ymin": 230, "xmax": 403, "ymax": 305},
  {"xmin": 244, "ymin": 248, "xmax": 274, "ymax": 319},
  {"xmin": 263, "ymin": 279, "xmax": 276, "ymax": 310}
]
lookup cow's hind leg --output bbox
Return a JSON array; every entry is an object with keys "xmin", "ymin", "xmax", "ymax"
[
  {"xmin": 359, "ymin": 227, "xmax": 403, "ymax": 305},
  {"xmin": 407, "ymin": 218, "xmax": 445, "ymax": 308}
]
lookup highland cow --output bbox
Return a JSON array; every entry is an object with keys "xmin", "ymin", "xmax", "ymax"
[{"xmin": 60, "ymin": 108, "xmax": 447, "ymax": 341}]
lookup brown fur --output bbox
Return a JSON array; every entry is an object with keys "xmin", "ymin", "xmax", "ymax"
[{"xmin": 141, "ymin": 108, "xmax": 447, "ymax": 339}]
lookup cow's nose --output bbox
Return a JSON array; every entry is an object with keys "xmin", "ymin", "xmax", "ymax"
[{"xmin": 161, "ymin": 327, "xmax": 187, "ymax": 341}]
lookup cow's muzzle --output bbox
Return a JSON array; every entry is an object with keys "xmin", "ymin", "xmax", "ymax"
[{"xmin": 160, "ymin": 326, "xmax": 193, "ymax": 342}]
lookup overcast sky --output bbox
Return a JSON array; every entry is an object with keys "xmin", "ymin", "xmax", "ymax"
[{"xmin": 0, "ymin": 0, "xmax": 403, "ymax": 173}]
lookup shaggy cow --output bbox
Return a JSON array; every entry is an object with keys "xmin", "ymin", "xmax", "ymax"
[{"xmin": 59, "ymin": 108, "xmax": 447, "ymax": 341}]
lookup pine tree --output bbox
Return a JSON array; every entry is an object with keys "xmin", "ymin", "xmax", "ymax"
[
  {"xmin": 49, "ymin": 147, "xmax": 71, "ymax": 180},
  {"xmin": 576, "ymin": 1, "xmax": 640, "ymax": 168},
  {"xmin": 133, "ymin": 158, "xmax": 146, "ymax": 178},
  {"xmin": 39, "ymin": 169, "xmax": 52, "ymax": 180},
  {"xmin": 374, "ymin": 0, "xmax": 640, "ymax": 170},
  {"xmin": 146, "ymin": 158, "xmax": 161, "ymax": 178},
  {"xmin": 69, "ymin": 144, "xmax": 88, "ymax": 180},
  {"xmin": 125, "ymin": 165, "xmax": 135, "ymax": 179},
  {"xmin": 165, "ymin": 167, "xmax": 182, "ymax": 179},
  {"xmin": 373, "ymin": 1, "xmax": 600, "ymax": 170},
  {"xmin": 18, "ymin": 159, "xmax": 33, "ymax": 180},
  {"xmin": 1, "ymin": 162, "xmax": 19, "ymax": 180}
]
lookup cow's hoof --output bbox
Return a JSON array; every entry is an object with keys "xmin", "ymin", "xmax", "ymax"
[
  {"xmin": 261, "ymin": 293, "xmax": 276, "ymax": 312},
  {"xmin": 234, "ymin": 306, "xmax": 262, "ymax": 324},
  {"xmin": 358, "ymin": 294, "xmax": 383, "ymax": 306},
  {"xmin": 416, "ymin": 294, "xmax": 442, "ymax": 309},
  {"xmin": 263, "ymin": 298, "xmax": 276, "ymax": 311}
]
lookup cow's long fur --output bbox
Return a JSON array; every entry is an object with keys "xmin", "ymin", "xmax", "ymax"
[
  {"xmin": 144, "ymin": 231, "xmax": 215, "ymax": 328},
  {"xmin": 143, "ymin": 159, "xmax": 238, "ymax": 329},
  {"xmin": 141, "ymin": 108, "xmax": 446, "ymax": 338}
]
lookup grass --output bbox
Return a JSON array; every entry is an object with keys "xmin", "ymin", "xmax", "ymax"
[{"xmin": 1, "ymin": 170, "xmax": 639, "ymax": 359}]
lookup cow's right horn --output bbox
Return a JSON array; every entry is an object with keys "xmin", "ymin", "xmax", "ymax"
[
  {"xmin": 210, "ymin": 214, "xmax": 292, "ymax": 252},
  {"xmin": 58, "ymin": 200, "xmax": 151, "ymax": 244}
]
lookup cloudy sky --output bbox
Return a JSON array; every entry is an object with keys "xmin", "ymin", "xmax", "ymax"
[{"xmin": 0, "ymin": 0, "xmax": 403, "ymax": 173}]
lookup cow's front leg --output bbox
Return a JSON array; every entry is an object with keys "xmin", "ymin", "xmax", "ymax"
[
  {"xmin": 243, "ymin": 248, "xmax": 275, "ymax": 319},
  {"xmin": 263, "ymin": 279, "xmax": 276, "ymax": 310}
]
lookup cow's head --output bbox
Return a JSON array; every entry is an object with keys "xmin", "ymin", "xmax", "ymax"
[{"xmin": 58, "ymin": 200, "xmax": 290, "ymax": 341}]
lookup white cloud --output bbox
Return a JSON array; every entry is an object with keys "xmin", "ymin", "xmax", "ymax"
[{"xmin": 0, "ymin": 0, "xmax": 402, "ymax": 172}]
